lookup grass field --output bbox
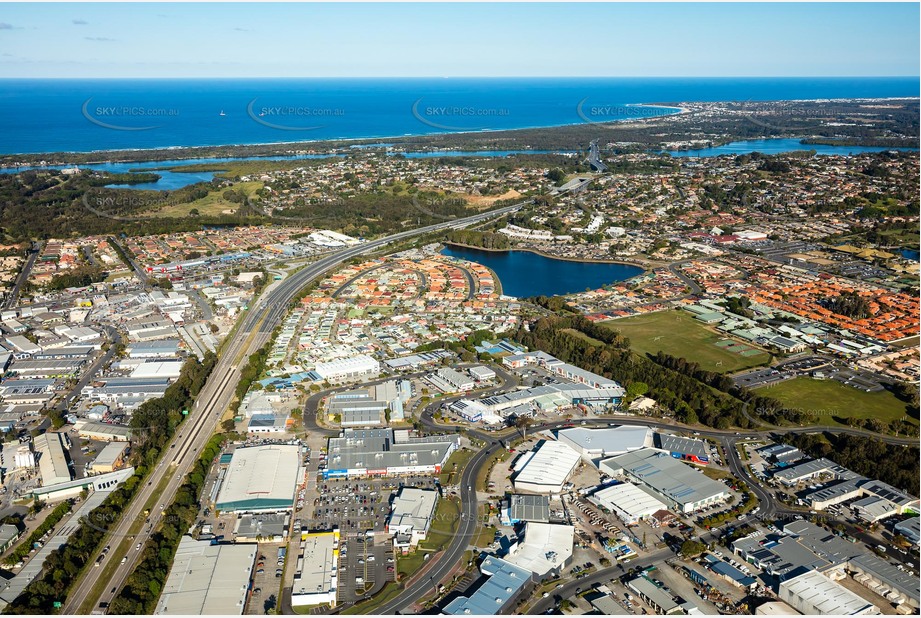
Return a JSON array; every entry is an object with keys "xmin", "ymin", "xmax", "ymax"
[
  {"xmin": 759, "ymin": 377, "xmax": 913, "ymax": 426},
  {"xmin": 149, "ymin": 180, "xmax": 264, "ymax": 218},
  {"xmin": 438, "ymin": 447, "xmax": 476, "ymax": 485},
  {"xmin": 600, "ymin": 310, "xmax": 772, "ymax": 373}
]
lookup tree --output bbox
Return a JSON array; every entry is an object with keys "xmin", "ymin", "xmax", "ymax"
[
  {"xmin": 626, "ymin": 382, "xmax": 649, "ymax": 398},
  {"xmin": 515, "ymin": 415, "xmax": 533, "ymax": 438},
  {"xmin": 680, "ymin": 539, "xmax": 707, "ymax": 558}
]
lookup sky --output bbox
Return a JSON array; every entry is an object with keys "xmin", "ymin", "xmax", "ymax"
[{"xmin": 0, "ymin": 2, "xmax": 918, "ymax": 78}]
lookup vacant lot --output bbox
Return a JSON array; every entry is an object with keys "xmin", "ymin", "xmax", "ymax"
[
  {"xmin": 600, "ymin": 310, "xmax": 772, "ymax": 373},
  {"xmin": 151, "ymin": 180, "xmax": 264, "ymax": 218},
  {"xmin": 758, "ymin": 377, "xmax": 913, "ymax": 427}
]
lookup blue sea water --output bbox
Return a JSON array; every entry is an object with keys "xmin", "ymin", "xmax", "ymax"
[
  {"xmin": 667, "ymin": 138, "xmax": 918, "ymax": 158},
  {"xmin": 0, "ymin": 77, "xmax": 917, "ymax": 155},
  {"xmin": 441, "ymin": 245, "xmax": 643, "ymax": 298}
]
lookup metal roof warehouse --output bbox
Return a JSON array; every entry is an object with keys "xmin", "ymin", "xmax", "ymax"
[
  {"xmin": 600, "ymin": 448, "xmax": 728, "ymax": 513},
  {"xmin": 215, "ymin": 444, "xmax": 301, "ymax": 512}
]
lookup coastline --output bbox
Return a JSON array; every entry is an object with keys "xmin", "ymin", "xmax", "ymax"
[{"xmin": 0, "ymin": 107, "xmax": 686, "ymax": 164}]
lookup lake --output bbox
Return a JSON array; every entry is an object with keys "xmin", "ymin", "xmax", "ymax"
[
  {"xmin": 441, "ymin": 245, "xmax": 643, "ymax": 298},
  {"xmin": 666, "ymin": 138, "xmax": 919, "ymax": 158}
]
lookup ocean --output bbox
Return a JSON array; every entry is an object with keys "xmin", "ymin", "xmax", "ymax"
[{"xmin": 0, "ymin": 77, "xmax": 918, "ymax": 155}]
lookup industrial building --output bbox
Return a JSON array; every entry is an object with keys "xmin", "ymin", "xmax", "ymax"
[
  {"xmin": 512, "ymin": 440, "xmax": 582, "ymax": 494},
  {"xmin": 129, "ymin": 359, "xmax": 184, "ymax": 379},
  {"xmin": 430, "ymin": 367, "xmax": 475, "ymax": 393},
  {"xmin": 772, "ymin": 457, "xmax": 863, "ymax": 486},
  {"xmin": 126, "ymin": 339, "xmax": 181, "ymax": 358},
  {"xmin": 291, "ymin": 530, "xmax": 339, "ymax": 608},
  {"xmin": 500, "ymin": 494, "xmax": 550, "ymax": 525},
  {"xmin": 626, "ymin": 575, "xmax": 683, "ymax": 615},
  {"xmin": 442, "ymin": 556, "xmax": 531, "ymax": 615},
  {"xmin": 88, "ymin": 441, "xmax": 128, "ymax": 474},
  {"xmin": 386, "ymin": 488, "xmax": 438, "ymax": 549},
  {"xmin": 653, "ymin": 433, "xmax": 711, "ymax": 465},
  {"xmin": 733, "ymin": 521, "xmax": 920, "ymax": 611},
  {"xmin": 501, "ymin": 350, "xmax": 620, "ymax": 389},
  {"xmin": 590, "ymin": 482, "xmax": 668, "ymax": 525},
  {"xmin": 75, "ymin": 420, "xmax": 132, "ymax": 441},
  {"xmin": 468, "ymin": 365, "xmax": 496, "ymax": 382},
  {"xmin": 34, "ymin": 432, "xmax": 72, "ymax": 486},
  {"xmin": 313, "ymin": 355, "xmax": 380, "ymax": 382},
  {"xmin": 234, "ymin": 513, "xmax": 290, "ymax": 542},
  {"xmin": 556, "ymin": 426, "xmax": 652, "ymax": 462},
  {"xmin": 322, "ymin": 428, "xmax": 459, "ymax": 479},
  {"xmin": 778, "ymin": 569, "xmax": 879, "ymax": 616},
  {"xmin": 895, "ymin": 516, "xmax": 920, "ymax": 546},
  {"xmin": 503, "ymin": 522, "xmax": 574, "ymax": 577},
  {"xmin": 600, "ymin": 449, "xmax": 729, "ymax": 513},
  {"xmin": 215, "ymin": 444, "xmax": 301, "ymax": 513},
  {"xmin": 154, "ymin": 536, "xmax": 257, "ymax": 615}
]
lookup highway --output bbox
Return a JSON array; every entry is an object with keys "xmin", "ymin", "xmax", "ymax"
[{"xmin": 63, "ymin": 201, "xmax": 525, "ymax": 614}]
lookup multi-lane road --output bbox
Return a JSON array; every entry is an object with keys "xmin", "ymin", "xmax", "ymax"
[{"xmin": 63, "ymin": 202, "xmax": 526, "ymax": 613}]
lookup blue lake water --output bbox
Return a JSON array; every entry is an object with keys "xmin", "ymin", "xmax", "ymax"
[
  {"xmin": 666, "ymin": 138, "xmax": 919, "ymax": 158},
  {"xmin": 441, "ymin": 245, "xmax": 643, "ymax": 298},
  {"xmin": 1, "ymin": 77, "xmax": 917, "ymax": 155},
  {"xmin": 900, "ymin": 248, "xmax": 920, "ymax": 262}
]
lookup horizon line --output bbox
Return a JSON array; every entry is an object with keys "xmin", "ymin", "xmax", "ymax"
[{"xmin": 1, "ymin": 75, "xmax": 919, "ymax": 80}]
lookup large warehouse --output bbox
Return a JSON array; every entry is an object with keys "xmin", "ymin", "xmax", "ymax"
[
  {"xmin": 600, "ymin": 448, "xmax": 729, "ymax": 513},
  {"xmin": 512, "ymin": 440, "xmax": 581, "ymax": 494},
  {"xmin": 313, "ymin": 355, "xmax": 380, "ymax": 382},
  {"xmin": 322, "ymin": 429, "xmax": 459, "ymax": 478},
  {"xmin": 503, "ymin": 522, "xmax": 574, "ymax": 577},
  {"xmin": 556, "ymin": 426, "xmax": 652, "ymax": 462},
  {"xmin": 34, "ymin": 432, "xmax": 72, "ymax": 487},
  {"xmin": 590, "ymin": 482, "xmax": 668, "ymax": 525},
  {"xmin": 215, "ymin": 444, "xmax": 301, "ymax": 513},
  {"xmin": 154, "ymin": 536, "xmax": 257, "ymax": 615},
  {"xmin": 779, "ymin": 569, "xmax": 879, "ymax": 615},
  {"xmin": 291, "ymin": 530, "xmax": 339, "ymax": 608}
]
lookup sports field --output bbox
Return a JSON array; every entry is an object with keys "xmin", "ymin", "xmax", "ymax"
[
  {"xmin": 757, "ymin": 377, "xmax": 913, "ymax": 426},
  {"xmin": 600, "ymin": 310, "xmax": 772, "ymax": 373}
]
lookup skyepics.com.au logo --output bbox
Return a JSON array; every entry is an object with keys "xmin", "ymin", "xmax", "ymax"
[
  {"xmin": 247, "ymin": 98, "xmax": 345, "ymax": 131},
  {"xmin": 576, "ymin": 98, "xmax": 681, "ymax": 128},
  {"xmin": 82, "ymin": 98, "xmax": 180, "ymax": 131},
  {"xmin": 411, "ymin": 98, "xmax": 510, "ymax": 131}
]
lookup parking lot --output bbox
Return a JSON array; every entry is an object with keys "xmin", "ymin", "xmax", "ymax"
[
  {"xmin": 337, "ymin": 532, "xmax": 395, "ymax": 603},
  {"xmin": 307, "ymin": 475, "xmax": 438, "ymax": 534},
  {"xmin": 245, "ymin": 542, "xmax": 285, "ymax": 615}
]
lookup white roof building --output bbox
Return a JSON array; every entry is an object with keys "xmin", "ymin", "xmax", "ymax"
[
  {"xmin": 779, "ymin": 569, "xmax": 879, "ymax": 616},
  {"xmin": 154, "ymin": 536, "xmax": 257, "ymax": 615},
  {"xmin": 386, "ymin": 488, "xmax": 438, "ymax": 543},
  {"xmin": 291, "ymin": 531, "xmax": 339, "ymax": 608},
  {"xmin": 215, "ymin": 445, "xmax": 300, "ymax": 513},
  {"xmin": 591, "ymin": 482, "xmax": 668, "ymax": 525},
  {"xmin": 130, "ymin": 359, "xmax": 184, "ymax": 379},
  {"xmin": 557, "ymin": 426, "xmax": 653, "ymax": 462},
  {"xmin": 314, "ymin": 355, "xmax": 380, "ymax": 382},
  {"xmin": 513, "ymin": 440, "xmax": 581, "ymax": 494},
  {"xmin": 503, "ymin": 522, "xmax": 574, "ymax": 577},
  {"xmin": 34, "ymin": 432, "xmax": 72, "ymax": 487}
]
